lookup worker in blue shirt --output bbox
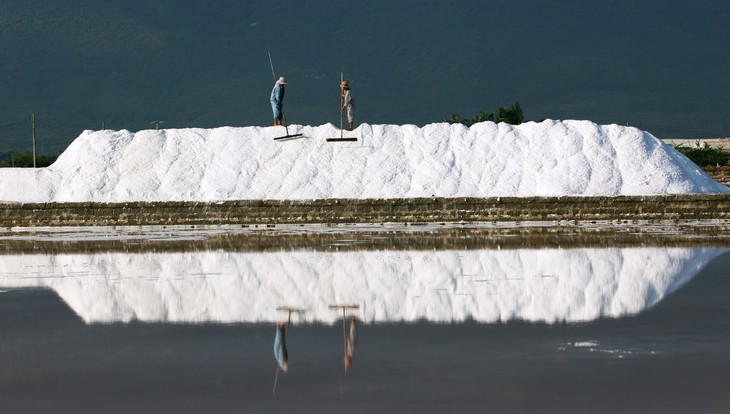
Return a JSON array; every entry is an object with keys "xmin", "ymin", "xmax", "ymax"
[{"xmin": 270, "ymin": 77, "xmax": 286, "ymax": 126}]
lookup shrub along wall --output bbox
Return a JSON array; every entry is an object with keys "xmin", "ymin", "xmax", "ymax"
[{"xmin": 2, "ymin": 194, "xmax": 730, "ymax": 228}]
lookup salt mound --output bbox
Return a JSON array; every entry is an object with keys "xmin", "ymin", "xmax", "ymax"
[{"xmin": 0, "ymin": 120, "xmax": 726, "ymax": 202}]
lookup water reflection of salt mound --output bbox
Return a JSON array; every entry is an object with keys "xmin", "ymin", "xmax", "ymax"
[{"xmin": 0, "ymin": 248, "xmax": 724, "ymax": 324}]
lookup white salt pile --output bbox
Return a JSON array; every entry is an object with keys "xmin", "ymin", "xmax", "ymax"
[
  {"xmin": 0, "ymin": 247, "xmax": 723, "ymax": 324},
  {"xmin": 0, "ymin": 120, "xmax": 726, "ymax": 203}
]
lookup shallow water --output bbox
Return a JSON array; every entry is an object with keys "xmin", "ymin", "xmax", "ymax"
[{"xmin": 0, "ymin": 226, "xmax": 728, "ymax": 413}]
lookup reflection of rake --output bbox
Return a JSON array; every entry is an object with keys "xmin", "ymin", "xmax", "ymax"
[
  {"xmin": 272, "ymin": 307, "xmax": 306, "ymax": 397},
  {"xmin": 329, "ymin": 304, "xmax": 360, "ymax": 374}
]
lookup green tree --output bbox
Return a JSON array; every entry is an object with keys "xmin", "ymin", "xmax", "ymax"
[
  {"xmin": 0, "ymin": 151, "xmax": 58, "ymax": 168},
  {"xmin": 447, "ymin": 103, "xmax": 524, "ymax": 126},
  {"xmin": 496, "ymin": 103, "xmax": 524, "ymax": 124},
  {"xmin": 11, "ymin": 151, "xmax": 34, "ymax": 167},
  {"xmin": 37, "ymin": 154, "xmax": 59, "ymax": 167},
  {"xmin": 673, "ymin": 141, "xmax": 728, "ymax": 166}
]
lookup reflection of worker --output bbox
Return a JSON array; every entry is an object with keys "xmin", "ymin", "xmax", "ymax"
[
  {"xmin": 344, "ymin": 316, "xmax": 358, "ymax": 372},
  {"xmin": 274, "ymin": 322, "xmax": 288, "ymax": 372}
]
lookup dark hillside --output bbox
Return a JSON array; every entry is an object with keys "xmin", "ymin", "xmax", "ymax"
[{"xmin": 1, "ymin": 0, "xmax": 729, "ymax": 153}]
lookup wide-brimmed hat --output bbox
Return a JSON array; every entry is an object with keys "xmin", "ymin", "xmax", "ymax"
[
  {"xmin": 340, "ymin": 80, "xmax": 349, "ymax": 88},
  {"xmin": 278, "ymin": 76, "xmax": 287, "ymax": 84}
]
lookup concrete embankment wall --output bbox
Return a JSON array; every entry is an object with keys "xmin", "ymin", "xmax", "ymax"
[
  {"xmin": 2, "ymin": 194, "xmax": 730, "ymax": 228},
  {"xmin": 703, "ymin": 168, "xmax": 730, "ymax": 186}
]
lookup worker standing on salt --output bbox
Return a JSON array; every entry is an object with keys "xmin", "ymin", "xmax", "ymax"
[
  {"xmin": 271, "ymin": 76, "xmax": 286, "ymax": 126},
  {"xmin": 340, "ymin": 80, "xmax": 355, "ymax": 131}
]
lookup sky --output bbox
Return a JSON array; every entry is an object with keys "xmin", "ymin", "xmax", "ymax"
[{"xmin": 1, "ymin": 0, "xmax": 729, "ymax": 154}]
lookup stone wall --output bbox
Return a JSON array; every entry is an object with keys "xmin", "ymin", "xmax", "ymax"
[
  {"xmin": 2, "ymin": 194, "xmax": 730, "ymax": 228},
  {"xmin": 3, "ymin": 223, "xmax": 730, "ymax": 254},
  {"xmin": 703, "ymin": 167, "xmax": 730, "ymax": 186}
]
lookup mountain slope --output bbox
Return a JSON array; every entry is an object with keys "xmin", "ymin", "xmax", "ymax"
[{"xmin": 1, "ymin": 0, "xmax": 729, "ymax": 153}]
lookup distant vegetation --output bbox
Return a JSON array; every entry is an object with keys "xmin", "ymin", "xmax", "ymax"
[
  {"xmin": 447, "ymin": 103, "xmax": 525, "ymax": 126},
  {"xmin": 0, "ymin": 151, "xmax": 58, "ymax": 168},
  {"xmin": 672, "ymin": 141, "xmax": 728, "ymax": 166}
]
